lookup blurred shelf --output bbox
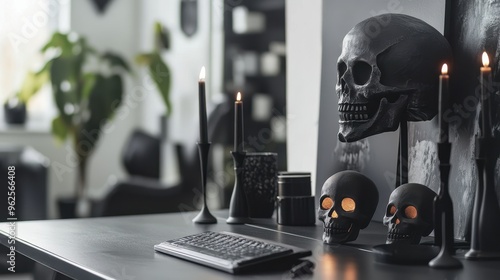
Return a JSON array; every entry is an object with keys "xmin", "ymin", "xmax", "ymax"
[
  {"xmin": 0, "ymin": 121, "xmax": 51, "ymax": 135},
  {"xmin": 241, "ymin": 0, "xmax": 285, "ymax": 12}
]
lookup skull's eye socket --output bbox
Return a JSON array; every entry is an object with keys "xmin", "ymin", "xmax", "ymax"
[
  {"xmin": 341, "ymin": 197, "xmax": 356, "ymax": 212},
  {"xmin": 388, "ymin": 204, "xmax": 396, "ymax": 215},
  {"xmin": 337, "ymin": 61, "xmax": 347, "ymax": 81},
  {"xmin": 320, "ymin": 196, "xmax": 334, "ymax": 210},
  {"xmin": 404, "ymin": 205, "xmax": 418, "ymax": 219},
  {"xmin": 352, "ymin": 61, "xmax": 372, "ymax": 85}
]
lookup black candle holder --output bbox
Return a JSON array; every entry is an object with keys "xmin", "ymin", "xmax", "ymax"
[
  {"xmin": 395, "ymin": 120, "xmax": 409, "ymax": 188},
  {"xmin": 429, "ymin": 142, "xmax": 462, "ymax": 269},
  {"xmin": 466, "ymin": 138, "xmax": 485, "ymax": 259},
  {"xmin": 192, "ymin": 142, "xmax": 217, "ymax": 224},
  {"xmin": 226, "ymin": 151, "xmax": 250, "ymax": 224},
  {"xmin": 465, "ymin": 137, "xmax": 500, "ymax": 259}
]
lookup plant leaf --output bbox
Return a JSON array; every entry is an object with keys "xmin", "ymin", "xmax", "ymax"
[
  {"xmin": 102, "ymin": 52, "xmax": 130, "ymax": 72},
  {"xmin": 17, "ymin": 69, "xmax": 50, "ymax": 103},
  {"xmin": 148, "ymin": 52, "xmax": 171, "ymax": 115},
  {"xmin": 51, "ymin": 115, "xmax": 68, "ymax": 143},
  {"xmin": 50, "ymin": 57, "xmax": 78, "ymax": 124},
  {"xmin": 82, "ymin": 74, "xmax": 123, "ymax": 149},
  {"xmin": 41, "ymin": 32, "xmax": 73, "ymax": 56},
  {"xmin": 135, "ymin": 53, "xmax": 152, "ymax": 65},
  {"xmin": 82, "ymin": 73, "xmax": 97, "ymax": 100},
  {"xmin": 154, "ymin": 21, "xmax": 170, "ymax": 50}
]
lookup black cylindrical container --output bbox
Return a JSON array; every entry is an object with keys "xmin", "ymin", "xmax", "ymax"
[{"xmin": 276, "ymin": 172, "xmax": 315, "ymax": 226}]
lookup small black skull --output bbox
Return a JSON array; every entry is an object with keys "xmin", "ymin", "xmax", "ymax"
[
  {"xmin": 336, "ymin": 14, "xmax": 452, "ymax": 142},
  {"xmin": 383, "ymin": 183, "xmax": 437, "ymax": 245},
  {"xmin": 318, "ymin": 171, "xmax": 379, "ymax": 244}
]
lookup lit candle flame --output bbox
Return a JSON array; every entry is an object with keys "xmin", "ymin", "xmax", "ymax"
[
  {"xmin": 482, "ymin": 52, "xmax": 490, "ymax": 67},
  {"xmin": 441, "ymin": 63, "xmax": 448, "ymax": 75},
  {"xmin": 199, "ymin": 66, "xmax": 206, "ymax": 81},
  {"xmin": 236, "ymin": 92, "xmax": 242, "ymax": 101}
]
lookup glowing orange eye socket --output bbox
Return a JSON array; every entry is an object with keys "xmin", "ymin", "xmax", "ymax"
[
  {"xmin": 341, "ymin": 197, "xmax": 356, "ymax": 212},
  {"xmin": 321, "ymin": 197, "xmax": 334, "ymax": 210},
  {"xmin": 405, "ymin": 206, "xmax": 418, "ymax": 219},
  {"xmin": 389, "ymin": 205, "xmax": 396, "ymax": 215}
]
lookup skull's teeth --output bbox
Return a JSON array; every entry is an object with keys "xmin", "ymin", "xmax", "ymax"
[
  {"xmin": 388, "ymin": 229, "xmax": 414, "ymax": 240},
  {"xmin": 388, "ymin": 233, "xmax": 411, "ymax": 240},
  {"xmin": 338, "ymin": 104, "xmax": 369, "ymax": 114},
  {"xmin": 338, "ymin": 103, "xmax": 372, "ymax": 121},
  {"xmin": 325, "ymin": 225, "xmax": 350, "ymax": 234},
  {"xmin": 339, "ymin": 113, "xmax": 370, "ymax": 121}
]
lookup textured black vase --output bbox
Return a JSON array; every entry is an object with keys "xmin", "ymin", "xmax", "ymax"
[{"xmin": 242, "ymin": 153, "xmax": 277, "ymax": 218}]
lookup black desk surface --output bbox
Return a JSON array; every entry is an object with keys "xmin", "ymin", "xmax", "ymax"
[{"xmin": 0, "ymin": 211, "xmax": 499, "ymax": 279}]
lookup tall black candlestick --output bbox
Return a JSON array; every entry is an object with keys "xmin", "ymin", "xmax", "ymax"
[
  {"xmin": 466, "ymin": 52, "xmax": 500, "ymax": 259},
  {"xmin": 193, "ymin": 66, "xmax": 216, "ymax": 224},
  {"xmin": 429, "ymin": 143, "xmax": 462, "ymax": 269},
  {"xmin": 198, "ymin": 67, "xmax": 208, "ymax": 143},
  {"xmin": 227, "ymin": 92, "xmax": 248, "ymax": 224},
  {"xmin": 429, "ymin": 63, "xmax": 462, "ymax": 269},
  {"xmin": 234, "ymin": 92, "xmax": 244, "ymax": 152},
  {"xmin": 439, "ymin": 64, "xmax": 449, "ymax": 143}
]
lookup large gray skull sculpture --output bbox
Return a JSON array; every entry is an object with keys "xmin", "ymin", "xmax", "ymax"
[
  {"xmin": 337, "ymin": 14, "xmax": 452, "ymax": 142},
  {"xmin": 318, "ymin": 171, "xmax": 378, "ymax": 244},
  {"xmin": 383, "ymin": 183, "xmax": 437, "ymax": 245}
]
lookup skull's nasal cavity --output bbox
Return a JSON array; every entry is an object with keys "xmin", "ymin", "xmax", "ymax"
[{"xmin": 331, "ymin": 210, "xmax": 338, "ymax": 218}]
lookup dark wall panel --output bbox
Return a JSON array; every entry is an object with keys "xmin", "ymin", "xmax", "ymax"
[
  {"xmin": 318, "ymin": 0, "xmax": 500, "ymax": 240},
  {"xmin": 316, "ymin": 0, "xmax": 445, "ymax": 221},
  {"xmin": 409, "ymin": 0, "xmax": 500, "ymax": 240},
  {"xmin": 317, "ymin": 1, "xmax": 445, "ymax": 223}
]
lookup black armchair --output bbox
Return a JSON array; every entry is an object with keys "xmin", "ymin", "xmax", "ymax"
[
  {"xmin": 122, "ymin": 130, "xmax": 161, "ymax": 179},
  {"xmin": 93, "ymin": 130, "xmax": 201, "ymax": 217}
]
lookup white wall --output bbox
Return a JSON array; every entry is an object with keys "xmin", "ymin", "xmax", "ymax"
[
  {"xmin": 286, "ymin": 0, "xmax": 323, "ymax": 192},
  {"xmin": 137, "ymin": 0, "xmax": 223, "ymax": 184},
  {"xmin": 138, "ymin": 0, "xmax": 216, "ymax": 140}
]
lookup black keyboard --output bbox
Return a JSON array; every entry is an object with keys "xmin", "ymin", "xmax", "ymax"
[{"xmin": 154, "ymin": 231, "xmax": 310, "ymax": 273}]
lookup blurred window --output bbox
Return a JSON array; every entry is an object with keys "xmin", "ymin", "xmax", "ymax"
[{"xmin": 0, "ymin": 0, "xmax": 69, "ymax": 129}]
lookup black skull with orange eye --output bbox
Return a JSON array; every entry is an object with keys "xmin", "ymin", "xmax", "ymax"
[
  {"xmin": 318, "ymin": 171, "xmax": 379, "ymax": 244},
  {"xmin": 383, "ymin": 183, "xmax": 436, "ymax": 245}
]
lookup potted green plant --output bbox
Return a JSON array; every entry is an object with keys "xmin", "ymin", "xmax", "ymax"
[{"xmin": 25, "ymin": 31, "xmax": 130, "ymax": 217}]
